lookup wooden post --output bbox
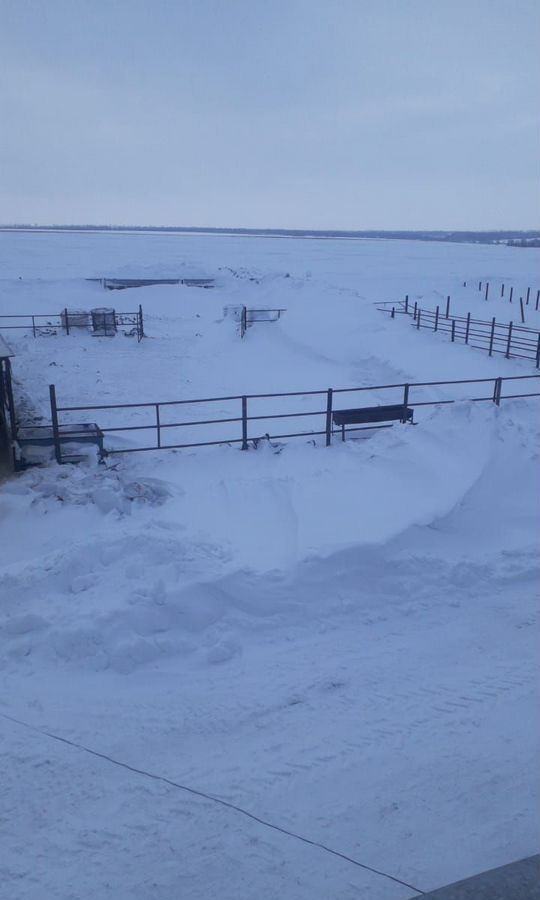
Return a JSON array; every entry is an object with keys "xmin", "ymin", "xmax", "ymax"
[
  {"xmin": 465, "ymin": 312, "xmax": 471, "ymax": 344},
  {"xmin": 536, "ymin": 334, "xmax": 540, "ymax": 369},
  {"xmin": 484, "ymin": 282, "xmax": 489, "ymax": 300},
  {"xmin": 434, "ymin": 306, "xmax": 439, "ymax": 331},
  {"xmin": 526, "ymin": 287, "xmax": 530, "ymax": 305},
  {"xmin": 451, "ymin": 319, "xmax": 456, "ymax": 342},
  {"xmin": 241, "ymin": 396, "xmax": 248, "ymax": 449},
  {"xmin": 391, "ymin": 306, "xmax": 395, "ymax": 318},
  {"xmin": 417, "ymin": 309, "xmax": 421, "ymax": 330},
  {"xmin": 519, "ymin": 297, "xmax": 525, "ymax": 324},
  {"xmin": 32, "ymin": 315, "xmax": 36, "ymax": 338},
  {"xmin": 501, "ymin": 283, "xmax": 505, "ymax": 297},
  {"xmin": 509, "ymin": 286, "xmax": 513, "ymax": 303},
  {"xmin": 404, "ymin": 295, "xmax": 409, "ymax": 313},
  {"xmin": 325, "ymin": 388, "xmax": 333, "ymax": 446},
  {"xmin": 413, "ymin": 301, "xmax": 418, "ymax": 320},
  {"xmin": 49, "ymin": 384, "xmax": 62, "ymax": 464},
  {"xmin": 64, "ymin": 308, "xmax": 70, "ymax": 335},
  {"xmin": 445, "ymin": 295, "xmax": 450, "ymax": 318},
  {"xmin": 536, "ymin": 289, "xmax": 540, "ymax": 311},
  {"xmin": 479, "ymin": 281, "xmax": 482, "ymax": 291}
]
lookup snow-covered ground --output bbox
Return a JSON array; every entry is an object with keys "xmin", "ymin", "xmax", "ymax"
[{"xmin": 1, "ymin": 231, "xmax": 539, "ymax": 899}]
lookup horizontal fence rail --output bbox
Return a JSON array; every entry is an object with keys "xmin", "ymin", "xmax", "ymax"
[
  {"xmin": 0, "ymin": 306, "xmax": 144, "ymax": 341},
  {"xmin": 44, "ymin": 374, "xmax": 540, "ymax": 463},
  {"xmin": 376, "ymin": 301, "xmax": 540, "ymax": 366}
]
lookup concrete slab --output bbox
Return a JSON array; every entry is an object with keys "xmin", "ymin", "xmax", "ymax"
[{"xmin": 413, "ymin": 855, "xmax": 540, "ymax": 900}]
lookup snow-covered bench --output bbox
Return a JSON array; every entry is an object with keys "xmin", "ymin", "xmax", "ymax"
[{"xmin": 332, "ymin": 403, "xmax": 414, "ymax": 441}]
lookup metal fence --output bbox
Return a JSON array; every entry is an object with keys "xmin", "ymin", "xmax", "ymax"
[
  {"xmin": 473, "ymin": 280, "xmax": 540, "ymax": 308},
  {"xmin": 240, "ymin": 306, "xmax": 286, "ymax": 338},
  {"xmin": 377, "ymin": 300, "xmax": 540, "ymax": 366},
  {"xmin": 86, "ymin": 277, "xmax": 214, "ymax": 290},
  {"xmin": 46, "ymin": 374, "xmax": 540, "ymax": 463},
  {"xmin": 0, "ymin": 306, "xmax": 144, "ymax": 342}
]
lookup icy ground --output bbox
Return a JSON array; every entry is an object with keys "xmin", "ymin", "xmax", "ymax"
[{"xmin": 0, "ymin": 231, "xmax": 539, "ymax": 899}]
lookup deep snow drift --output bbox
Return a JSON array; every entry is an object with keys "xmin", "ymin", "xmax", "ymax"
[{"xmin": 0, "ymin": 231, "xmax": 539, "ymax": 900}]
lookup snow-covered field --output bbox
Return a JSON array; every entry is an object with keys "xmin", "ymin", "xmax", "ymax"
[{"xmin": 1, "ymin": 231, "xmax": 539, "ymax": 899}]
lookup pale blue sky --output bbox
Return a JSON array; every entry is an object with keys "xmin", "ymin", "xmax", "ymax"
[{"xmin": 1, "ymin": 0, "xmax": 538, "ymax": 228}]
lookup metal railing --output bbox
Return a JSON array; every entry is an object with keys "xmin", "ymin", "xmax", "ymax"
[
  {"xmin": 0, "ymin": 306, "xmax": 144, "ymax": 341},
  {"xmin": 46, "ymin": 374, "xmax": 540, "ymax": 463},
  {"xmin": 377, "ymin": 300, "xmax": 540, "ymax": 366},
  {"xmin": 240, "ymin": 306, "xmax": 286, "ymax": 338}
]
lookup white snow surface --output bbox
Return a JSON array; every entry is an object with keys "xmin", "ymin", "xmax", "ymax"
[{"xmin": 0, "ymin": 231, "xmax": 539, "ymax": 899}]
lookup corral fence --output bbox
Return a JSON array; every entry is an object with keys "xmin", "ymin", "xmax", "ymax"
[
  {"xmin": 377, "ymin": 300, "xmax": 540, "ymax": 366},
  {"xmin": 0, "ymin": 305, "xmax": 144, "ymax": 342},
  {"xmin": 45, "ymin": 374, "xmax": 540, "ymax": 464},
  {"xmin": 473, "ymin": 280, "xmax": 539, "ymax": 308},
  {"xmin": 240, "ymin": 306, "xmax": 286, "ymax": 338}
]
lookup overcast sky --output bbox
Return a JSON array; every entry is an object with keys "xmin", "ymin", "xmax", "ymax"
[{"xmin": 1, "ymin": 0, "xmax": 538, "ymax": 229}]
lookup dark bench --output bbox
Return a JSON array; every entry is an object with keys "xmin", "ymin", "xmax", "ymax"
[{"xmin": 332, "ymin": 404, "xmax": 414, "ymax": 440}]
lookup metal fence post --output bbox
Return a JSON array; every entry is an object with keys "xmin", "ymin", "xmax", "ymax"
[
  {"xmin": 325, "ymin": 388, "xmax": 333, "ymax": 446},
  {"xmin": 526, "ymin": 287, "xmax": 530, "ymax": 305},
  {"xmin": 402, "ymin": 384, "xmax": 409, "ymax": 422},
  {"xmin": 505, "ymin": 321, "xmax": 513, "ymax": 359},
  {"xmin": 434, "ymin": 306, "xmax": 439, "ymax": 331},
  {"xmin": 417, "ymin": 309, "xmax": 421, "ymax": 330},
  {"xmin": 492, "ymin": 377, "xmax": 502, "ymax": 406},
  {"xmin": 478, "ymin": 281, "xmax": 482, "ymax": 291},
  {"xmin": 240, "ymin": 306, "xmax": 247, "ymax": 339},
  {"xmin": 535, "ymin": 334, "xmax": 540, "ymax": 369},
  {"xmin": 138, "ymin": 304, "xmax": 144, "ymax": 339},
  {"xmin": 155, "ymin": 404, "xmax": 161, "ymax": 449},
  {"xmin": 519, "ymin": 297, "xmax": 525, "ymax": 324},
  {"xmin": 445, "ymin": 295, "xmax": 450, "ymax": 318},
  {"xmin": 241, "ymin": 396, "xmax": 248, "ymax": 449},
  {"xmin": 4, "ymin": 360, "xmax": 18, "ymax": 469},
  {"xmin": 31, "ymin": 315, "xmax": 36, "ymax": 338},
  {"xmin": 465, "ymin": 312, "xmax": 471, "ymax": 344},
  {"xmin": 391, "ymin": 306, "xmax": 395, "ymax": 318},
  {"xmin": 404, "ymin": 295, "xmax": 409, "ymax": 313},
  {"xmin": 536, "ymin": 289, "xmax": 540, "ymax": 311},
  {"xmin": 451, "ymin": 319, "xmax": 456, "ymax": 342},
  {"xmin": 413, "ymin": 301, "xmax": 417, "ymax": 320},
  {"xmin": 49, "ymin": 384, "xmax": 62, "ymax": 464},
  {"xmin": 64, "ymin": 308, "xmax": 70, "ymax": 335},
  {"xmin": 509, "ymin": 286, "xmax": 513, "ymax": 303},
  {"xmin": 485, "ymin": 282, "xmax": 489, "ymax": 300},
  {"xmin": 501, "ymin": 283, "xmax": 505, "ymax": 297},
  {"xmin": 488, "ymin": 317, "xmax": 496, "ymax": 356}
]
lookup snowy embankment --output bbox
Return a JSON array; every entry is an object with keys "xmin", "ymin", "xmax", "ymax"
[{"xmin": 0, "ymin": 232, "xmax": 539, "ymax": 900}]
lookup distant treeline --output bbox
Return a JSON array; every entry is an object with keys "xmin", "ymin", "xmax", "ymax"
[{"xmin": 1, "ymin": 224, "xmax": 540, "ymax": 246}]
